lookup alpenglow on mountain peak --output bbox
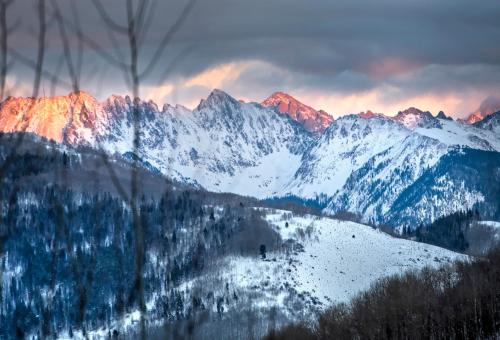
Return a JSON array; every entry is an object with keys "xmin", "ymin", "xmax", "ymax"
[
  {"xmin": 0, "ymin": 90, "xmax": 107, "ymax": 143},
  {"xmin": 261, "ymin": 91, "xmax": 334, "ymax": 133}
]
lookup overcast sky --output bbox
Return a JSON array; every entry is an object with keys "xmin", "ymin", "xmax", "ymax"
[{"xmin": 4, "ymin": 0, "xmax": 500, "ymax": 118}]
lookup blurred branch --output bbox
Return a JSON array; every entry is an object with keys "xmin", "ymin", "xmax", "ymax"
[
  {"xmin": 70, "ymin": 1, "xmax": 84, "ymax": 82},
  {"xmin": 155, "ymin": 44, "xmax": 194, "ymax": 87},
  {"xmin": 50, "ymin": 53, "xmax": 66, "ymax": 96},
  {"xmin": 51, "ymin": 0, "xmax": 80, "ymax": 91},
  {"xmin": 0, "ymin": 1, "xmax": 48, "ymax": 324},
  {"xmin": 0, "ymin": 0, "xmax": 10, "ymax": 100},
  {"xmin": 33, "ymin": 0, "xmax": 47, "ymax": 98},
  {"xmin": 8, "ymin": 48, "xmax": 72, "ymax": 90},
  {"xmin": 56, "ymin": 9, "xmax": 128, "ymax": 72},
  {"xmin": 135, "ymin": 0, "xmax": 157, "ymax": 47},
  {"xmin": 91, "ymin": 0, "xmax": 127, "ymax": 33},
  {"xmin": 139, "ymin": 0, "xmax": 196, "ymax": 80},
  {"xmin": 0, "ymin": 0, "xmax": 49, "ymax": 179}
]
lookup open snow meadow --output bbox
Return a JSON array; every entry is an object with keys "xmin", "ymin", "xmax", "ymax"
[{"xmin": 223, "ymin": 210, "xmax": 465, "ymax": 309}]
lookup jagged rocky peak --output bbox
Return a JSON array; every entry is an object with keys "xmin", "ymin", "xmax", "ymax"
[
  {"xmin": 474, "ymin": 110, "xmax": 500, "ymax": 132},
  {"xmin": 436, "ymin": 111, "xmax": 453, "ymax": 120},
  {"xmin": 103, "ymin": 94, "xmax": 132, "ymax": 114},
  {"xmin": 0, "ymin": 90, "xmax": 106, "ymax": 143},
  {"xmin": 462, "ymin": 96, "xmax": 500, "ymax": 124},
  {"xmin": 393, "ymin": 107, "xmax": 440, "ymax": 128},
  {"xmin": 357, "ymin": 110, "xmax": 386, "ymax": 119},
  {"xmin": 396, "ymin": 107, "xmax": 429, "ymax": 116},
  {"xmin": 104, "ymin": 94, "xmax": 160, "ymax": 112},
  {"xmin": 197, "ymin": 88, "xmax": 240, "ymax": 110},
  {"xmin": 262, "ymin": 91, "xmax": 334, "ymax": 134}
]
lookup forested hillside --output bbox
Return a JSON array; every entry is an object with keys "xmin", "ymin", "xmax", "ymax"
[{"xmin": 0, "ymin": 133, "xmax": 281, "ymax": 338}]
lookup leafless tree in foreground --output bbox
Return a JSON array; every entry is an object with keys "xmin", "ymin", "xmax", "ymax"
[
  {"xmin": 80, "ymin": 1, "xmax": 196, "ymax": 337},
  {"xmin": 0, "ymin": 0, "xmax": 196, "ymax": 338}
]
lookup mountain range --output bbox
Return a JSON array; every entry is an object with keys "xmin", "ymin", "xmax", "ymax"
[{"xmin": 1, "ymin": 89, "xmax": 499, "ymax": 227}]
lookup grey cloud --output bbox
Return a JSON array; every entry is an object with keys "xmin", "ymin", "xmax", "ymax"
[{"xmin": 3, "ymin": 0, "xmax": 500, "ymax": 114}]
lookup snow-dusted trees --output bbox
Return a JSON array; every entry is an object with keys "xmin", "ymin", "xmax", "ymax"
[{"xmin": 0, "ymin": 137, "xmax": 285, "ymax": 337}]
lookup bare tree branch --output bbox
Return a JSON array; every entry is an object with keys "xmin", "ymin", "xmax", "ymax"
[
  {"xmin": 70, "ymin": 1, "xmax": 84, "ymax": 83},
  {"xmin": 56, "ymin": 10, "xmax": 129, "ymax": 72},
  {"xmin": 155, "ymin": 44, "xmax": 194, "ymax": 87},
  {"xmin": 33, "ymin": 0, "xmax": 47, "ymax": 98},
  {"xmin": 51, "ymin": 0, "xmax": 79, "ymax": 91},
  {"xmin": 137, "ymin": 0, "xmax": 159, "ymax": 49},
  {"xmin": 139, "ymin": 0, "xmax": 196, "ymax": 80},
  {"xmin": 8, "ymin": 48, "xmax": 72, "ymax": 90},
  {"xmin": 90, "ymin": 0, "xmax": 128, "ymax": 34},
  {"xmin": 50, "ymin": 53, "xmax": 66, "ymax": 96},
  {"xmin": 0, "ymin": 0, "xmax": 9, "ymax": 100}
]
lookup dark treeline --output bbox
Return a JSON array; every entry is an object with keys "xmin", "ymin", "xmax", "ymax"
[
  {"xmin": 266, "ymin": 247, "xmax": 500, "ymax": 340},
  {"xmin": 0, "ymin": 135, "xmax": 282, "ymax": 339},
  {"xmin": 403, "ymin": 210, "xmax": 499, "ymax": 255}
]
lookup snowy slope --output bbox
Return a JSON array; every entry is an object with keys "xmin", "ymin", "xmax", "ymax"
[
  {"xmin": 414, "ymin": 117, "xmax": 500, "ymax": 151},
  {"xmin": 286, "ymin": 115, "xmax": 412, "ymax": 198},
  {"xmin": 480, "ymin": 221, "xmax": 500, "ymax": 230},
  {"xmin": 206, "ymin": 209, "xmax": 464, "ymax": 312},
  {"xmin": 478, "ymin": 221, "xmax": 500, "ymax": 242},
  {"xmin": 326, "ymin": 133, "xmax": 446, "ymax": 223},
  {"xmin": 385, "ymin": 148, "xmax": 500, "ymax": 226}
]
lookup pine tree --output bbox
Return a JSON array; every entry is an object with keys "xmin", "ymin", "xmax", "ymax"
[{"xmin": 260, "ymin": 244, "xmax": 267, "ymax": 259}]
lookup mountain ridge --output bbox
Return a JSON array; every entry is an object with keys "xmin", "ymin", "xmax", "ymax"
[{"xmin": 0, "ymin": 89, "xmax": 499, "ymax": 227}]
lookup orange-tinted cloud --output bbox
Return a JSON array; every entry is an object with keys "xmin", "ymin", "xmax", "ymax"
[
  {"xmin": 294, "ymin": 88, "xmax": 485, "ymax": 119},
  {"xmin": 367, "ymin": 58, "xmax": 421, "ymax": 79}
]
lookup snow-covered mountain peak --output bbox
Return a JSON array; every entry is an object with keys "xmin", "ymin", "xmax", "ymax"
[
  {"xmin": 262, "ymin": 91, "xmax": 334, "ymax": 134},
  {"xmin": 463, "ymin": 112, "xmax": 484, "ymax": 125},
  {"xmin": 197, "ymin": 88, "xmax": 240, "ymax": 111},
  {"xmin": 161, "ymin": 103, "xmax": 172, "ymax": 112},
  {"xmin": 394, "ymin": 107, "xmax": 440, "ymax": 128}
]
